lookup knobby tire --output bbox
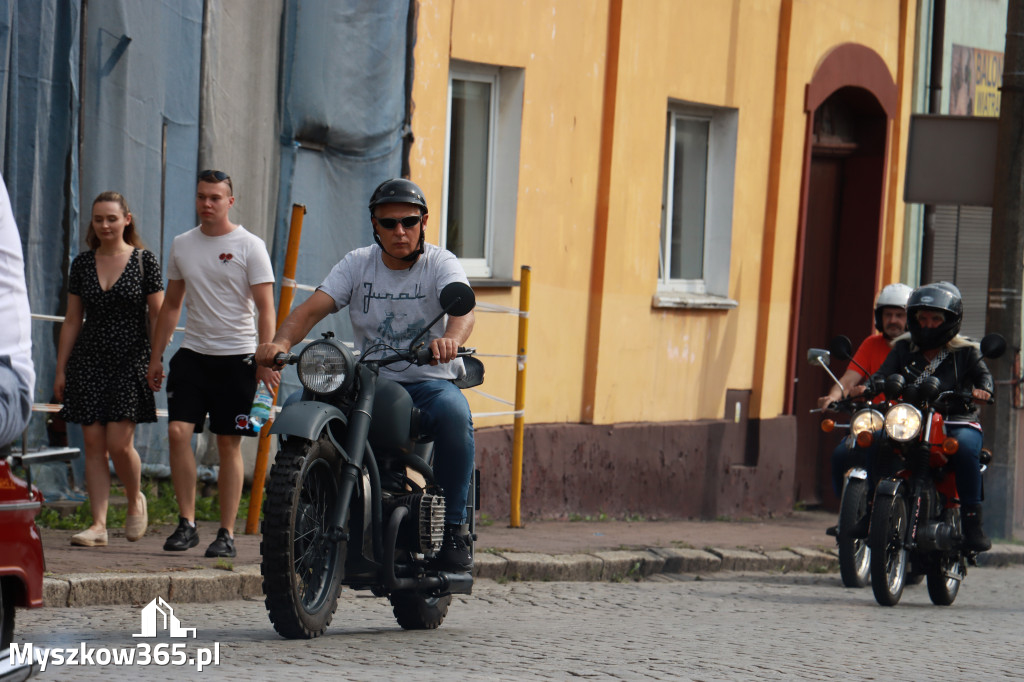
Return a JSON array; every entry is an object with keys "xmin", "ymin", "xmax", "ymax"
[{"xmin": 261, "ymin": 434, "xmax": 345, "ymax": 639}]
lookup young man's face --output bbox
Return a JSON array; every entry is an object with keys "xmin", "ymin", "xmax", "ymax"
[
  {"xmin": 372, "ymin": 202, "xmax": 426, "ymax": 260},
  {"xmin": 196, "ymin": 180, "xmax": 234, "ymax": 225},
  {"xmin": 880, "ymin": 306, "xmax": 908, "ymax": 339}
]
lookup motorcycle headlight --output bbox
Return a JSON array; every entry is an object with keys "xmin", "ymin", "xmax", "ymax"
[
  {"xmin": 297, "ymin": 340, "xmax": 355, "ymax": 396},
  {"xmin": 884, "ymin": 403, "xmax": 922, "ymax": 442},
  {"xmin": 850, "ymin": 409, "xmax": 884, "ymax": 436}
]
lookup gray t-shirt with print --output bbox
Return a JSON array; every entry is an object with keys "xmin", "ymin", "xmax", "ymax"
[{"xmin": 317, "ymin": 243, "xmax": 470, "ymax": 383}]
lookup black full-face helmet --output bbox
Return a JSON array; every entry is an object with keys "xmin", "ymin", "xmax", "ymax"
[
  {"xmin": 368, "ymin": 178, "xmax": 427, "ymax": 262},
  {"xmin": 906, "ymin": 281, "xmax": 963, "ymax": 350}
]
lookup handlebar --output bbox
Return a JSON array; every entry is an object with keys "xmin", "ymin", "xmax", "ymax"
[
  {"xmin": 377, "ymin": 346, "xmax": 475, "ymax": 368},
  {"xmin": 246, "ymin": 346, "xmax": 476, "ymax": 371}
]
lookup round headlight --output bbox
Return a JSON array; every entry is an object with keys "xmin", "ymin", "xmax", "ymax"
[
  {"xmin": 298, "ymin": 340, "xmax": 354, "ymax": 396},
  {"xmin": 884, "ymin": 403, "xmax": 922, "ymax": 442},
  {"xmin": 850, "ymin": 409, "xmax": 884, "ymax": 436}
]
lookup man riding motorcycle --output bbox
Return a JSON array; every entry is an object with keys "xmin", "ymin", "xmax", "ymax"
[
  {"xmin": 256, "ymin": 178, "xmax": 475, "ymax": 573},
  {"xmin": 819, "ymin": 283, "xmax": 911, "ymax": 505},
  {"xmin": 852, "ymin": 282, "xmax": 993, "ymax": 551}
]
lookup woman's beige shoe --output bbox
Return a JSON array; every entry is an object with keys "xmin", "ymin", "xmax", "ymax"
[
  {"xmin": 125, "ymin": 494, "xmax": 148, "ymax": 542},
  {"xmin": 70, "ymin": 528, "xmax": 108, "ymax": 547}
]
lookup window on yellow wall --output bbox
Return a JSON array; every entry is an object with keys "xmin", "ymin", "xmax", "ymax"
[
  {"xmin": 443, "ymin": 61, "xmax": 523, "ymax": 284},
  {"xmin": 656, "ymin": 102, "xmax": 738, "ymax": 309}
]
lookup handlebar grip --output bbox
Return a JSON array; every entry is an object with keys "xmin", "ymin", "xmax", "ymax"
[
  {"xmin": 415, "ymin": 347, "xmax": 434, "ymax": 366},
  {"xmin": 275, "ymin": 352, "xmax": 297, "ymax": 366}
]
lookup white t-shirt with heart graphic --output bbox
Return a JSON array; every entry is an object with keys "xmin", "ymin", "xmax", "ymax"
[{"xmin": 167, "ymin": 225, "xmax": 274, "ymax": 355}]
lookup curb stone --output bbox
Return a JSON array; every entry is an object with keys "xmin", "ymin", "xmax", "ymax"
[
  {"xmin": 40, "ymin": 543, "xmax": 1024, "ymax": 608},
  {"xmin": 708, "ymin": 548, "xmax": 773, "ymax": 572},
  {"xmin": 650, "ymin": 547, "xmax": 722, "ymax": 573}
]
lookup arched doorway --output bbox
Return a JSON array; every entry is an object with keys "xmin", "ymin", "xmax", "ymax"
[{"xmin": 789, "ymin": 44, "xmax": 897, "ymax": 508}]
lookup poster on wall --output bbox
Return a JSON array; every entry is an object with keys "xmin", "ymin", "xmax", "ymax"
[{"xmin": 949, "ymin": 44, "xmax": 1004, "ymax": 117}]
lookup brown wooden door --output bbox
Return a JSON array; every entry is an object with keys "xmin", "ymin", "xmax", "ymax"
[{"xmin": 792, "ymin": 156, "xmax": 843, "ymax": 506}]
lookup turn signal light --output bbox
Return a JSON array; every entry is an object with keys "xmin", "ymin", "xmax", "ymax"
[
  {"xmin": 942, "ymin": 437, "xmax": 959, "ymax": 455},
  {"xmin": 821, "ymin": 419, "xmax": 835, "ymax": 433},
  {"xmin": 856, "ymin": 431, "xmax": 874, "ymax": 448}
]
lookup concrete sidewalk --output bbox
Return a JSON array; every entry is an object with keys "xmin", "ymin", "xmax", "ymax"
[{"xmin": 37, "ymin": 511, "xmax": 1024, "ymax": 608}]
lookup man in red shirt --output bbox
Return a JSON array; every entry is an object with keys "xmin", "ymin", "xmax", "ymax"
[{"xmin": 818, "ymin": 283, "xmax": 912, "ymax": 498}]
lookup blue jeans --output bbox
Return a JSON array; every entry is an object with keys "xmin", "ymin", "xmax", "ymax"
[
  {"xmin": 403, "ymin": 380, "xmax": 475, "ymax": 525},
  {"xmin": 855, "ymin": 426, "xmax": 984, "ymax": 506},
  {"xmin": 831, "ymin": 434, "xmax": 866, "ymax": 497},
  {"xmin": 0, "ymin": 355, "xmax": 31, "ymax": 447}
]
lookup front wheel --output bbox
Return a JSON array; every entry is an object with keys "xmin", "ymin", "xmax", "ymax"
[
  {"xmin": 389, "ymin": 592, "xmax": 452, "ymax": 630},
  {"xmin": 926, "ymin": 555, "xmax": 963, "ymax": 606},
  {"xmin": 261, "ymin": 434, "xmax": 346, "ymax": 639},
  {"xmin": 837, "ymin": 477, "xmax": 870, "ymax": 588},
  {"xmin": 868, "ymin": 493, "xmax": 909, "ymax": 606}
]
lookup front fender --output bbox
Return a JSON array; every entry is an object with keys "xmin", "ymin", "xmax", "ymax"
[
  {"xmin": 874, "ymin": 478, "xmax": 903, "ymax": 500},
  {"xmin": 270, "ymin": 401, "xmax": 348, "ymax": 458}
]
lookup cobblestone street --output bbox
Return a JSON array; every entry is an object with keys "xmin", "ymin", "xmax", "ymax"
[{"xmin": 13, "ymin": 566, "xmax": 1024, "ymax": 680}]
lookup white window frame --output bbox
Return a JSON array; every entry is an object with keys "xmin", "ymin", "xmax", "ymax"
[
  {"xmin": 442, "ymin": 61, "xmax": 523, "ymax": 283},
  {"xmin": 655, "ymin": 101, "xmax": 739, "ymax": 309}
]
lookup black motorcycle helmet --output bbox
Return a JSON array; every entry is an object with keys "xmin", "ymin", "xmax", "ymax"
[
  {"xmin": 906, "ymin": 281, "xmax": 963, "ymax": 350},
  {"xmin": 368, "ymin": 178, "xmax": 427, "ymax": 264}
]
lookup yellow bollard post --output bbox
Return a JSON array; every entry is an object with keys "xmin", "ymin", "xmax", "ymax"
[
  {"xmin": 510, "ymin": 265, "xmax": 531, "ymax": 528},
  {"xmin": 246, "ymin": 204, "xmax": 306, "ymax": 535}
]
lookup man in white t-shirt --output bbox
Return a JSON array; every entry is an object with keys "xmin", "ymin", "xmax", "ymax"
[
  {"xmin": 147, "ymin": 170, "xmax": 279, "ymax": 558},
  {"xmin": 0, "ymin": 173, "xmax": 34, "ymax": 448},
  {"xmin": 255, "ymin": 178, "xmax": 476, "ymax": 572}
]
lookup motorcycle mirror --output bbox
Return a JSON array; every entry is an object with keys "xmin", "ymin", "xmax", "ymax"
[
  {"xmin": 884, "ymin": 373, "xmax": 906, "ymax": 401},
  {"xmin": 439, "ymin": 282, "xmax": 476, "ymax": 317},
  {"xmin": 807, "ymin": 348, "xmax": 830, "ymax": 367},
  {"xmin": 829, "ymin": 336, "xmax": 853, "ymax": 361},
  {"xmin": 407, "ymin": 282, "xmax": 477, "ymax": 350},
  {"xmin": 980, "ymin": 333, "xmax": 1007, "ymax": 360}
]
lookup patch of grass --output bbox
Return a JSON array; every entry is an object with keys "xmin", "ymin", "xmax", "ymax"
[
  {"xmin": 793, "ymin": 501, "xmax": 807, "ymax": 511},
  {"xmin": 670, "ymin": 540, "xmax": 695, "ymax": 549},
  {"xmin": 35, "ymin": 477, "xmax": 256, "ymax": 531},
  {"xmin": 568, "ymin": 511, "xmax": 610, "ymax": 523},
  {"xmin": 213, "ymin": 558, "xmax": 234, "ymax": 571},
  {"xmin": 478, "ymin": 512, "xmax": 494, "ymax": 527}
]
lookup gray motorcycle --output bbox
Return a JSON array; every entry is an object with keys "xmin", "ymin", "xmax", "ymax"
[{"xmin": 260, "ymin": 282, "xmax": 481, "ymax": 638}]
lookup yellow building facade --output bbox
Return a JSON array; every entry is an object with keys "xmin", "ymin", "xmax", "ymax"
[{"xmin": 409, "ymin": 0, "xmax": 917, "ymax": 519}]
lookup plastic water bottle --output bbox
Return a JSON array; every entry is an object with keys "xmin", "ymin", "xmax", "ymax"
[{"xmin": 248, "ymin": 381, "xmax": 274, "ymax": 433}]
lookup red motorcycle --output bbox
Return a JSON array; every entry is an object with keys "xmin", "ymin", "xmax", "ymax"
[
  {"xmin": 0, "ymin": 440, "xmax": 78, "ymax": 670},
  {"xmin": 864, "ymin": 333, "xmax": 1004, "ymax": 607}
]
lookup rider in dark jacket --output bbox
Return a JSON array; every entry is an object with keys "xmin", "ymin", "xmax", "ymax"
[{"xmin": 870, "ymin": 282, "xmax": 993, "ymax": 551}]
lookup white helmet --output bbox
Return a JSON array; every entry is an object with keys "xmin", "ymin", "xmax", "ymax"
[{"xmin": 874, "ymin": 282, "xmax": 912, "ymax": 333}]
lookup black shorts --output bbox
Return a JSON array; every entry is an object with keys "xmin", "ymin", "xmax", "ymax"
[{"xmin": 166, "ymin": 348, "xmax": 258, "ymax": 436}]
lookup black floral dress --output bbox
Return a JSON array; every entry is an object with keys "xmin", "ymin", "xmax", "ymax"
[{"xmin": 60, "ymin": 249, "xmax": 163, "ymax": 425}]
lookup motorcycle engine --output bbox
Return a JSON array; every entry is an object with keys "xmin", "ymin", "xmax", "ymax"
[{"xmin": 384, "ymin": 493, "xmax": 446, "ymax": 554}]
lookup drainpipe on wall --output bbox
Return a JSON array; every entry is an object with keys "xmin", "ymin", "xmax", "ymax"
[
  {"xmin": 919, "ymin": 0, "xmax": 945, "ymax": 284},
  {"xmin": 982, "ymin": 0, "xmax": 1024, "ymax": 540}
]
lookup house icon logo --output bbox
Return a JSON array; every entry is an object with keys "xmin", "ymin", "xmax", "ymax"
[{"xmin": 133, "ymin": 597, "xmax": 197, "ymax": 638}]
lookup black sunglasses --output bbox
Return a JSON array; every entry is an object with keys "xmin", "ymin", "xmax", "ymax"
[
  {"xmin": 374, "ymin": 215, "xmax": 422, "ymax": 230},
  {"xmin": 198, "ymin": 169, "xmax": 231, "ymax": 182}
]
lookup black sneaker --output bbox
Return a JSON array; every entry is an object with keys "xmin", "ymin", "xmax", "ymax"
[
  {"xmin": 163, "ymin": 517, "xmax": 199, "ymax": 551},
  {"xmin": 437, "ymin": 524, "xmax": 472, "ymax": 572},
  {"xmin": 205, "ymin": 528, "xmax": 237, "ymax": 558}
]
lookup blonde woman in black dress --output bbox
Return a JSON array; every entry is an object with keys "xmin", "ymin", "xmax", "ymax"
[{"xmin": 54, "ymin": 192, "xmax": 164, "ymax": 546}]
